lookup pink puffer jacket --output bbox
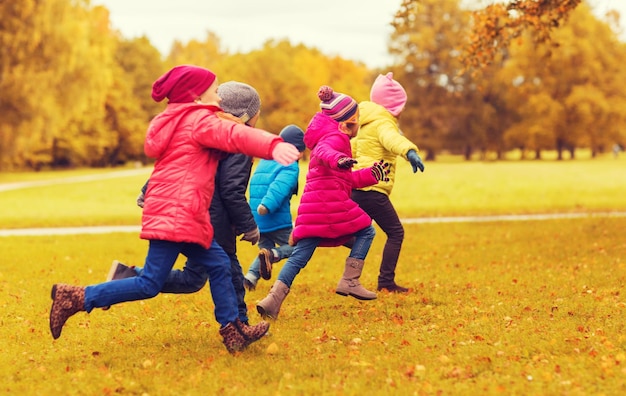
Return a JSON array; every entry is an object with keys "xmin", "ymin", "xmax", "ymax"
[
  {"xmin": 141, "ymin": 103, "xmax": 281, "ymax": 248},
  {"xmin": 292, "ymin": 112, "xmax": 377, "ymax": 247}
]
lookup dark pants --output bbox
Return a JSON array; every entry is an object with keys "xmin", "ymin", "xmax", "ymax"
[
  {"xmin": 351, "ymin": 189, "xmax": 405, "ymax": 287},
  {"xmin": 228, "ymin": 252, "xmax": 248, "ymax": 323},
  {"xmin": 158, "ymin": 251, "xmax": 249, "ymax": 324}
]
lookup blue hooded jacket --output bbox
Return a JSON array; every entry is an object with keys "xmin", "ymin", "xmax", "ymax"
[{"xmin": 248, "ymin": 158, "xmax": 300, "ymax": 233}]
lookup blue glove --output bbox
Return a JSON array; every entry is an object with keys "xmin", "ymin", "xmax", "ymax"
[{"xmin": 407, "ymin": 150, "xmax": 424, "ymax": 173}]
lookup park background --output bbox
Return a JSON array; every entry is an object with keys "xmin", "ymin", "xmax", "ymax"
[{"xmin": 2, "ymin": 0, "xmax": 626, "ymax": 394}]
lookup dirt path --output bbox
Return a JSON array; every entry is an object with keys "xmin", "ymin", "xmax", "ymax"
[
  {"xmin": 0, "ymin": 168, "xmax": 151, "ymax": 192},
  {"xmin": 1, "ymin": 168, "xmax": 625, "ymax": 236},
  {"xmin": 1, "ymin": 212, "xmax": 625, "ymax": 237}
]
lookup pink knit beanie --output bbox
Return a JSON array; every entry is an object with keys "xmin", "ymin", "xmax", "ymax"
[
  {"xmin": 151, "ymin": 65, "xmax": 217, "ymax": 103},
  {"xmin": 369, "ymin": 72, "xmax": 407, "ymax": 117}
]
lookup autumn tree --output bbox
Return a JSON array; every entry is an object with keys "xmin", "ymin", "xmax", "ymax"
[
  {"xmin": 107, "ymin": 36, "xmax": 165, "ymax": 165},
  {"xmin": 0, "ymin": 0, "xmax": 124, "ymax": 169},
  {"xmin": 217, "ymin": 39, "xmax": 371, "ymax": 134},
  {"xmin": 463, "ymin": 0, "xmax": 582, "ymax": 70},
  {"xmin": 165, "ymin": 31, "xmax": 229, "ymax": 74},
  {"xmin": 497, "ymin": 3, "xmax": 626, "ymax": 158},
  {"xmin": 389, "ymin": 0, "xmax": 502, "ymax": 160}
]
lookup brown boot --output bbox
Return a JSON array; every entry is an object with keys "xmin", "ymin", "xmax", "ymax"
[
  {"xmin": 336, "ymin": 258, "xmax": 377, "ymax": 300},
  {"xmin": 103, "ymin": 260, "xmax": 137, "ymax": 310},
  {"xmin": 219, "ymin": 318, "xmax": 270, "ymax": 354},
  {"xmin": 256, "ymin": 280, "xmax": 290, "ymax": 319},
  {"xmin": 378, "ymin": 283, "xmax": 410, "ymax": 293},
  {"xmin": 49, "ymin": 284, "xmax": 85, "ymax": 339},
  {"xmin": 258, "ymin": 248, "xmax": 276, "ymax": 280}
]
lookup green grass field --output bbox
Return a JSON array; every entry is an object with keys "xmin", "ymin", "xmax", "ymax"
[{"xmin": 1, "ymin": 156, "xmax": 625, "ymax": 395}]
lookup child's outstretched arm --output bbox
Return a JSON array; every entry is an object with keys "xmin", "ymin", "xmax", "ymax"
[
  {"xmin": 272, "ymin": 142, "xmax": 299, "ymax": 165},
  {"xmin": 193, "ymin": 115, "xmax": 299, "ymax": 164},
  {"xmin": 351, "ymin": 160, "xmax": 390, "ymax": 188}
]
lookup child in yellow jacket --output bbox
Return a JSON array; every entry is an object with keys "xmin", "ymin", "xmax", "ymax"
[{"xmin": 350, "ymin": 72, "xmax": 425, "ymax": 293}]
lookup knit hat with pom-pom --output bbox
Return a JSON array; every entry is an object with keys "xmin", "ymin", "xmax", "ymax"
[{"xmin": 318, "ymin": 85, "xmax": 358, "ymax": 122}]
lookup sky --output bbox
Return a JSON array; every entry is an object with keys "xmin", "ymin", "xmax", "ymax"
[{"xmin": 92, "ymin": 0, "xmax": 624, "ymax": 69}]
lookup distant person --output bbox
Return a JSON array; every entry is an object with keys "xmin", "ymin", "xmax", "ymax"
[
  {"xmin": 49, "ymin": 65, "xmax": 300, "ymax": 353},
  {"xmin": 256, "ymin": 85, "xmax": 390, "ymax": 320},
  {"xmin": 109, "ymin": 81, "xmax": 265, "ymax": 327},
  {"xmin": 351, "ymin": 72, "xmax": 425, "ymax": 293},
  {"xmin": 244, "ymin": 124, "xmax": 306, "ymax": 290}
]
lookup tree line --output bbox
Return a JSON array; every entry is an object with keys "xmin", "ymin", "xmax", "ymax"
[{"xmin": 1, "ymin": 0, "xmax": 624, "ymax": 170}]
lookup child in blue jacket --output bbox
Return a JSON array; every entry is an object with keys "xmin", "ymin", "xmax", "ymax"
[{"xmin": 244, "ymin": 125, "xmax": 305, "ymax": 290}]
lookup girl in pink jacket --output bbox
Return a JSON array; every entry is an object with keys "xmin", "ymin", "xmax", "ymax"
[
  {"xmin": 49, "ymin": 65, "xmax": 299, "ymax": 354},
  {"xmin": 256, "ymin": 86, "xmax": 389, "ymax": 320}
]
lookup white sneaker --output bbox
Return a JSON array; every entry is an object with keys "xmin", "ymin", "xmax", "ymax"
[{"xmin": 243, "ymin": 273, "xmax": 258, "ymax": 291}]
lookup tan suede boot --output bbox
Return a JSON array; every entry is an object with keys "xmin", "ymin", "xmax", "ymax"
[
  {"xmin": 256, "ymin": 280, "xmax": 290, "ymax": 319},
  {"xmin": 336, "ymin": 258, "xmax": 377, "ymax": 300},
  {"xmin": 49, "ymin": 284, "xmax": 86, "ymax": 339}
]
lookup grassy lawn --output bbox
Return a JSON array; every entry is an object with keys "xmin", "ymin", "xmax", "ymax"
[{"xmin": 1, "ymin": 156, "xmax": 625, "ymax": 395}]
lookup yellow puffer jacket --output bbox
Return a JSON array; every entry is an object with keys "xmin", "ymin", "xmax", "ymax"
[{"xmin": 351, "ymin": 101, "xmax": 419, "ymax": 196}]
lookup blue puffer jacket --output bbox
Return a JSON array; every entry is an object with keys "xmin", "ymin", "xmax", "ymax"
[{"xmin": 248, "ymin": 158, "xmax": 300, "ymax": 233}]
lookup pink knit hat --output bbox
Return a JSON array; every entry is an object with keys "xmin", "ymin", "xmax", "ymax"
[
  {"xmin": 151, "ymin": 65, "xmax": 217, "ymax": 103},
  {"xmin": 369, "ymin": 72, "xmax": 407, "ymax": 117},
  {"xmin": 318, "ymin": 85, "xmax": 358, "ymax": 122}
]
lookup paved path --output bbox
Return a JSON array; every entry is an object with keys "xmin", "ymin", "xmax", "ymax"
[
  {"xmin": 1, "ymin": 169, "xmax": 625, "ymax": 237},
  {"xmin": 1, "ymin": 212, "xmax": 625, "ymax": 237},
  {"xmin": 0, "ymin": 168, "xmax": 151, "ymax": 192}
]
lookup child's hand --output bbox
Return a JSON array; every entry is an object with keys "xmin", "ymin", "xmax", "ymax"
[
  {"xmin": 257, "ymin": 204, "xmax": 269, "ymax": 215},
  {"xmin": 337, "ymin": 157, "xmax": 358, "ymax": 169},
  {"xmin": 272, "ymin": 142, "xmax": 300, "ymax": 165},
  {"xmin": 407, "ymin": 150, "xmax": 425, "ymax": 173},
  {"xmin": 241, "ymin": 227, "xmax": 260, "ymax": 245},
  {"xmin": 137, "ymin": 192, "xmax": 145, "ymax": 208},
  {"xmin": 371, "ymin": 160, "xmax": 390, "ymax": 182}
]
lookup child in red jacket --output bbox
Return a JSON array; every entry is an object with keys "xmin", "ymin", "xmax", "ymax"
[{"xmin": 49, "ymin": 65, "xmax": 299, "ymax": 353}]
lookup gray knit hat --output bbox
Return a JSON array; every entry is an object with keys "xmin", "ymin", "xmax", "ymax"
[{"xmin": 218, "ymin": 81, "xmax": 261, "ymax": 123}]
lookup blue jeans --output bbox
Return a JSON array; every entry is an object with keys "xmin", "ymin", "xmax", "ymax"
[
  {"xmin": 247, "ymin": 227, "xmax": 294, "ymax": 279},
  {"xmin": 277, "ymin": 225, "xmax": 376, "ymax": 288},
  {"xmin": 84, "ymin": 239, "xmax": 238, "ymax": 327},
  {"xmin": 136, "ymin": 252, "xmax": 249, "ymax": 323}
]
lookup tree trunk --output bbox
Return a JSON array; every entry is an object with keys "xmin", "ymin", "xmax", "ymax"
[
  {"xmin": 556, "ymin": 138, "xmax": 564, "ymax": 160},
  {"xmin": 425, "ymin": 149, "xmax": 436, "ymax": 161},
  {"xmin": 464, "ymin": 145, "xmax": 472, "ymax": 161}
]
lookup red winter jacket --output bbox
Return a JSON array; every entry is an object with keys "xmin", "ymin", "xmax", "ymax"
[
  {"xmin": 141, "ymin": 103, "xmax": 281, "ymax": 248},
  {"xmin": 292, "ymin": 112, "xmax": 377, "ymax": 247}
]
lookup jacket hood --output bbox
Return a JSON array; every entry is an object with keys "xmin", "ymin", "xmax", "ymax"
[
  {"xmin": 304, "ymin": 112, "xmax": 339, "ymax": 150},
  {"xmin": 358, "ymin": 101, "xmax": 397, "ymax": 128},
  {"xmin": 145, "ymin": 103, "xmax": 221, "ymax": 158}
]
